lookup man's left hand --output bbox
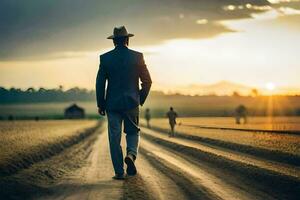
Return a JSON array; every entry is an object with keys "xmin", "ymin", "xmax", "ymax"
[{"xmin": 98, "ymin": 108, "xmax": 105, "ymax": 116}]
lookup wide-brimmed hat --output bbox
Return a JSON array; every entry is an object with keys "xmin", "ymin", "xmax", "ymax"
[{"xmin": 107, "ymin": 26, "xmax": 134, "ymax": 39}]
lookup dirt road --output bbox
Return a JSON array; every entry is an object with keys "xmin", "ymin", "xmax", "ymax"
[
  {"xmin": 2, "ymin": 122, "xmax": 299, "ymax": 200},
  {"xmin": 37, "ymin": 125, "xmax": 299, "ymax": 200},
  {"xmin": 40, "ymin": 127, "xmax": 195, "ymax": 200}
]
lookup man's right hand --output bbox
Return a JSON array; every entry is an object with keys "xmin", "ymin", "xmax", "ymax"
[{"xmin": 98, "ymin": 107, "xmax": 105, "ymax": 116}]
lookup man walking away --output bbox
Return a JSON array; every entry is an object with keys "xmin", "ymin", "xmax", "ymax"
[
  {"xmin": 166, "ymin": 107, "xmax": 178, "ymax": 137},
  {"xmin": 145, "ymin": 108, "xmax": 151, "ymax": 128},
  {"xmin": 96, "ymin": 26, "xmax": 152, "ymax": 180}
]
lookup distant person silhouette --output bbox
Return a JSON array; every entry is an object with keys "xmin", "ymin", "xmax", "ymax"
[
  {"xmin": 235, "ymin": 105, "xmax": 248, "ymax": 124},
  {"xmin": 166, "ymin": 107, "xmax": 178, "ymax": 137},
  {"xmin": 96, "ymin": 26, "xmax": 152, "ymax": 180},
  {"xmin": 145, "ymin": 108, "xmax": 151, "ymax": 128}
]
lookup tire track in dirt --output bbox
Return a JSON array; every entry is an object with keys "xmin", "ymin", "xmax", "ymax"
[
  {"xmin": 41, "ymin": 126, "xmax": 225, "ymax": 200},
  {"xmin": 5, "ymin": 124, "xmax": 299, "ymax": 200},
  {"xmin": 40, "ymin": 126, "xmax": 191, "ymax": 200},
  {"xmin": 139, "ymin": 148, "xmax": 220, "ymax": 200},
  {"xmin": 141, "ymin": 128, "xmax": 300, "ymax": 178},
  {"xmin": 123, "ymin": 152, "xmax": 190, "ymax": 200},
  {"xmin": 41, "ymin": 125, "xmax": 123, "ymax": 200},
  {"xmin": 144, "ymin": 125, "xmax": 300, "ymax": 166},
  {"xmin": 140, "ymin": 138, "xmax": 267, "ymax": 200},
  {"xmin": 141, "ymin": 127, "xmax": 300, "ymax": 200}
]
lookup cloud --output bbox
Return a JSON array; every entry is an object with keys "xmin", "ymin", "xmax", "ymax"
[{"xmin": 2, "ymin": 0, "xmax": 297, "ymax": 61}]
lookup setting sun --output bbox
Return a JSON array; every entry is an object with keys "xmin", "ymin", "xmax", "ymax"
[{"xmin": 266, "ymin": 82, "xmax": 276, "ymax": 91}]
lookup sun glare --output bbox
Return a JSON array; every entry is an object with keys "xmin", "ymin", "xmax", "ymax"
[{"xmin": 266, "ymin": 82, "xmax": 276, "ymax": 91}]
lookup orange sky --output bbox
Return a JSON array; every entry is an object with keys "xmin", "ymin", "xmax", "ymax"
[{"xmin": 0, "ymin": 1, "xmax": 300, "ymax": 95}]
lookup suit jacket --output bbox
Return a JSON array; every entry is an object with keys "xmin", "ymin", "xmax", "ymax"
[{"xmin": 96, "ymin": 45, "xmax": 152, "ymax": 111}]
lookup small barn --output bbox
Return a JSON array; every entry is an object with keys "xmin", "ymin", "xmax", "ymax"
[{"xmin": 64, "ymin": 104, "xmax": 85, "ymax": 119}]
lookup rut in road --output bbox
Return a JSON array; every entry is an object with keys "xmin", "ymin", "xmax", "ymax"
[
  {"xmin": 42, "ymin": 127, "xmax": 210, "ymax": 200},
  {"xmin": 139, "ymin": 138, "xmax": 271, "ymax": 200},
  {"xmin": 140, "ymin": 127, "xmax": 300, "ymax": 200},
  {"xmin": 39, "ymin": 126, "xmax": 300, "ymax": 200},
  {"xmin": 141, "ymin": 128, "xmax": 300, "ymax": 178},
  {"xmin": 40, "ymin": 126, "xmax": 122, "ymax": 200}
]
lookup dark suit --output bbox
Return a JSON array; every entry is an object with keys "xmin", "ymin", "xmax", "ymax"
[
  {"xmin": 95, "ymin": 45, "xmax": 151, "ymax": 175},
  {"xmin": 96, "ymin": 45, "xmax": 152, "ymax": 111}
]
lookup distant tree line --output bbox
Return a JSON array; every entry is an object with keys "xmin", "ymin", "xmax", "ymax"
[
  {"xmin": 1, "ymin": 86, "xmax": 300, "ymax": 116},
  {"xmin": 0, "ymin": 86, "xmax": 96, "ymax": 103},
  {"xmin": 1, "ymin": 86, "xmax": 300, "ymax": 118}
]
